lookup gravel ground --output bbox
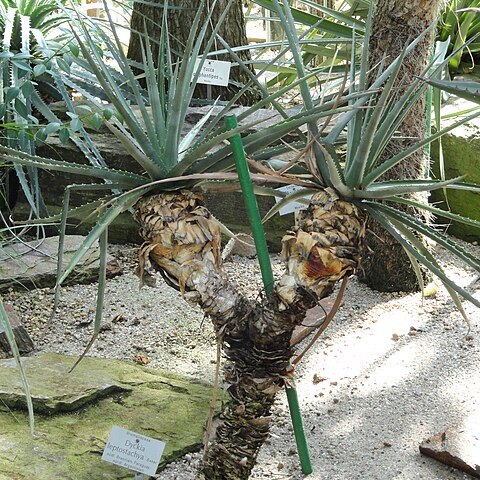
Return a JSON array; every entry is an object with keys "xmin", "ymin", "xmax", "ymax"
[{"xmin": 5, "ymin": 239, "xmax": 480, "ymax": 480}]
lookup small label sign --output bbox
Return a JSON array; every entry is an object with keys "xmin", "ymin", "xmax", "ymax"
[
  {"xmin": 275, "ymin": 185, "xmax": 312, "ymax": 216},
  {"xmin": 102, "ymin": 426, "xmax": 166, "ymax": 476},
  {"xmin": 194, "ymin": 59, "xmax": 231, "ymax": 87}
]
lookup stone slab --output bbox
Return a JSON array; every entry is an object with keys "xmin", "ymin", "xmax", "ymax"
[
  {"xmin": 0, "ymin": 352, "xmax": 215, "ymax": 479},
  {"xmin": 0, "ymin": 352, "xmax": 130, "ymax": 413},
  {"xmin": 14, "ymin": 193, "xmax": 293, "ymax": 251},
  {"xmin": 0, "ymin": 235, "xmax": 122, "ymax": 292},
  {"xmin": 420, "ymin": 421, "xmax": 480, "ymax": 478},
  {"xmin": 0, "ymin": 303, "xmax": 34, "ymax": 356},
  {"xmin": 290, "ymin": 298, "xmax": 335, "ymax": 347}
]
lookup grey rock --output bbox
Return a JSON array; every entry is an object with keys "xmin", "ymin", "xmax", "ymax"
[
  {"xmin": 0, "ymin": 352, "xmax": 128, "ymax": 413},
  {"xmin": 222, "ymin": 233, "xmax": 256, "ymax": 261},
  {"xmin": 0, "ymin": 235, "xmax": 122, "ymax": 292},
  {"xmin": 0, "ymin": 352, "xmax": 217, "ymax": 479},
  {"xmin": 0, "ymin": 303, "xmax": 34, "ymax": 356}
]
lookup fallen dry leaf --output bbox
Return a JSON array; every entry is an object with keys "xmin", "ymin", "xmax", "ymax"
[{"xmin": 134, "ymin": 354, "xmax": 150, "ymax": 365}]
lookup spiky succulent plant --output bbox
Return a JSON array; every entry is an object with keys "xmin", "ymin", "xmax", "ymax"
[{"xmin": 264, "ymin": 0, "xmax": 480, "ymax": 320}]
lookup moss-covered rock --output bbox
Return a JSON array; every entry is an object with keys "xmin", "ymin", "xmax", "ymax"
[
  {"xmin": 0, "ymin": 353, "xmax": 216, "ymax": 479},
  {"xmin": 430, "ymin": 98, "xmax": 480, "ymax": 242}
]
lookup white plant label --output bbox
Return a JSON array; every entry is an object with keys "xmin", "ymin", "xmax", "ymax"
[
  {"xmin": 102, "ymin": 426, "xmax": 166, "ymax": 476},
  {"xmin": 194, "ymin": 59, "xmax": 231, "ymax": 86},
  {"xmin": 275, "ymin": 185, "xmax": 312, "ymax": 216}
]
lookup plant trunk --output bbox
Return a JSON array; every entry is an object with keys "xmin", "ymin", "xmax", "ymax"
[
  {"xmin": 127, "ymin": 0, "xmax": 259, "ymax": 105},
  {"xmin": 358, "ymin": 0, "xmax": 442, "ymax": 292},
  {"xmin": 134, "ymin": 189, "xmax": 365, "ymax": 479}
]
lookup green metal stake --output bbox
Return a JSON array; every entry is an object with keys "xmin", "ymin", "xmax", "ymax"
[{"xmin": 225, "ymin": 114, "xmax": 313, "ymax": 475}]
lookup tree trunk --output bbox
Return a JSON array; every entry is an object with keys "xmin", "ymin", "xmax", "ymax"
[
  {"xmin": 358, "ymin": 0, "xmax": 443, "ymax": 292},
  {"xmin": 127, "ymin": 0, "xmax": 259, "ymax": 105},
  {"xmin": 134, "ymin": 189, "xmax": 365, "ymax": 479}
]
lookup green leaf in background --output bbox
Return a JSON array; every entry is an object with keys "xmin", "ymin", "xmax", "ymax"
[
  {"xmin": 21, "ymin": 80, "xmax": 35, "ymax": 97},
  {"xmin": 44, "ymin": 122, "xmax": 61, "ymax": 136},
  {"xmin": 59, "ymin": 127, "xmax": 70, "ymax": 144},
  {"xmin": 91, "ymin": 112, "xmax": 103, "ymax": 131},
  {"xmin": 70, "ymin": 117, "xmax": 82, "ymax": 132},
  {"xmin": 11, "ymin": 59, "xmax": 32, "ymax": 72},
  {"xmin": 14, "ymin": 98, "xmax": 29, "ymax": 119},
  {"xmin": 69, "ymin": 44, "xmax": 80, "ymax": 57},
  {"xmin": 36, "ymin": 128, "xmax": 47, "ymax": 143},
  {"xmin": 56, "ymin": 57, "xmax": 71, "ymax": 74},
  {"xmin": 33, "ymin": 64, "xmax": 47, "ymax": 77},
  {"xmin": 5, "ymin": 87, "xmax": 20, "ymax": 102},
  {"xmin": 103, "ymin": 108, "xmax": 113, "ymax": 121},
  {"xmin": 254, "ymin": 0, "xmax": 356, "ymax": 37},
  {"xmin": 76, "ymin": 104, "xmax": 92, "ymax": 115},
  {"xmin": 63, "ymin": 53, "xmax": 74, "ymax": 67}
]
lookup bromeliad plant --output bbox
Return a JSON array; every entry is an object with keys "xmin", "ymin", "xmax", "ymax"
[
  {"xmin": 266, "ymin": 1, "xmax": 480, "ymax": 323},
  {"xmin": 120, "ymin": 27, "xmax": 480, "ymax": 477},
  {"xmin": 251, "ymin": 0, "xmax": 364, "ymax": 90},
  {"xmin": 0, "ymin": 0, "xmax": 108, "ymax": 222},
  {"xmin": 438, "ymin": 0, "xmax": 480, "ymax": 73}
]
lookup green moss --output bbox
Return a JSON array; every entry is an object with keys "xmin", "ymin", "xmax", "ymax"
[
  {"xmin": 0, "ymin": 353, "xmax": 216, "ymax": 479},
  {"xmin": 431, "ymin": 135, "xmax": 480, "ymax": 242}
]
